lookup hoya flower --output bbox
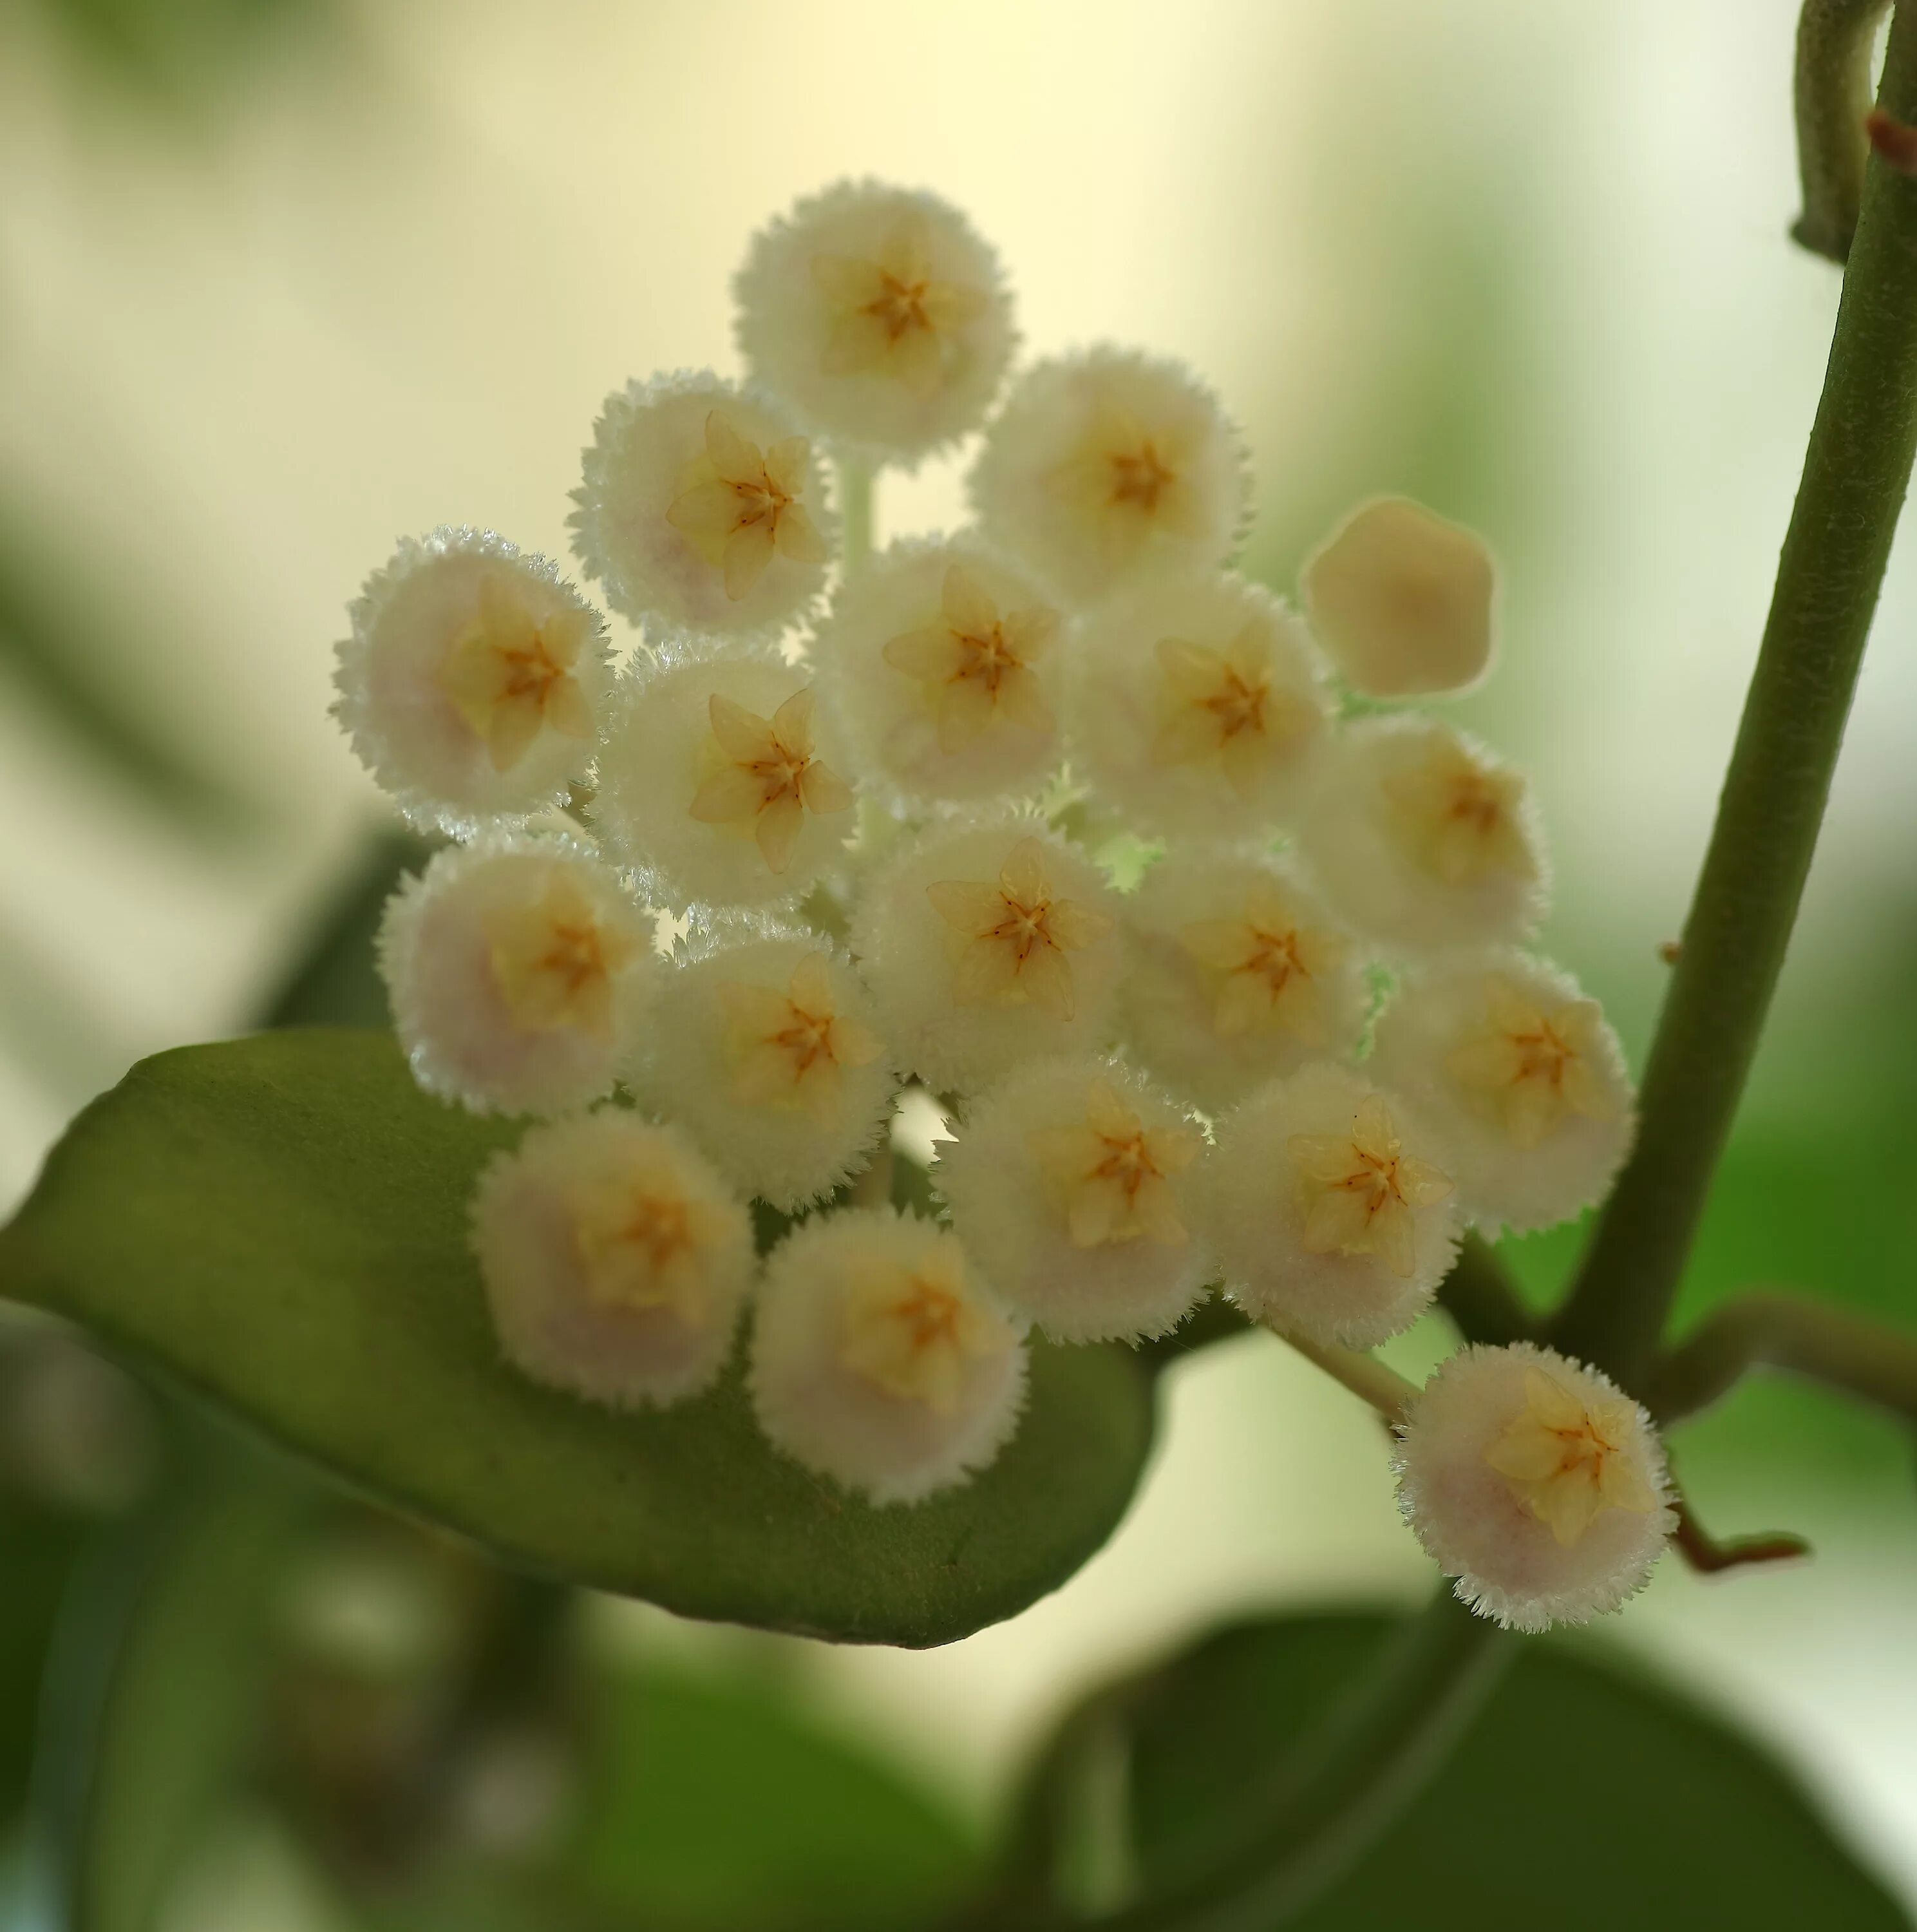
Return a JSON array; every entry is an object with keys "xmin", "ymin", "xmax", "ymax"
[
  {"xmin": 1117, "ymin": 855, "xmax": 1367, "ymax": 1115},
  {"xmin": 1301, "ymin": 497, "xmax": 1498, "ymax": 699},
  {"xmin": 1294, "ymin": 716, "xmax": 1548, "ymax": 953},
  {"xmin": 571, "ymin": 371, "xmax": 835, "ymax": 645},
  {"xmin": 735, "ymin": 182, "xmax": 1016, "ymax": 462},
  {"xmin": 470, "ymin": 1112, "xmax": 755, "ymax": 1408},
  {"xmin": 1370, "ymin": 951, "xmax": 1634, "ymax": 1235},
  {"xmin": 1394, "ymin": 1341, "xmax": 1676, "ymax": 1632},
  {"xmin": 377, "ymin": 835, "xmax": 657, "ymax": 1117},
  {"xmin": 333, "ymin": 529, "xmax": 610, "ymax": 834},
  {"xmin": 850, "ymin": 815, "xmax": 1121, "ymax": 1094},
  {"xmin": 1066, "ymin": 573, "xmax": 1330, "ymax": 842},
  {"xmin": 627, "ymin": 923, "xmax": 893, "ymax": 1211},
  {"xmin": 933, "ymin": 1057, "xmax": 1209, "ymax": 1343},
  {"xmin": 1201, "ymin": 1062, "xmax": 1460, "ymax": 1349},
  {"xmin": 594, "ymin": 648, "xmax": 856, "ymax": 911},
  {"xmin": 810, "ymin": 535, "xmax": 1068, "ymax": 806},
  {"xmin": 749, "ymin": 1208, "xmax": 1026, "ymax": 1504},
  {"xmin": 969, "ymin": 350, "xmax": 1249, "ymax": 605}
]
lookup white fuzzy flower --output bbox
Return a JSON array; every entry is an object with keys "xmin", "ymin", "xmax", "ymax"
[
  {"xmin": 378, "ymin": 835, "xmax": 657, "ymax": 1117},
  {"xmin": 627, "ymin": 922, "xmax": 893, "ymax": 1211},
  {"xmin": 571, "ymin": 371, "xmax": 835, "ymax": 645},
  {"xmin": 1301, "ymin": 497, "xmax": 1498, "ymax": 699},
  {"xmin": 749, "ymin": 1208, "xmax": 1026, "ymax": 1504},
  {"xmin": 849, "ymin": 813, "xmax": 1121, "ymax": 1094},
  {"xmin": 594, "ymin": 648, "xmax": 856, "ymax": 912},
  {"xmin": 1370, "ymin": 951, "xmax": 1634, "ymax": 1235},
  {"xmin": 810, "ymin": 535, "xmax": 1068, "ymax": 807},
  {"xmin": 1066, "ymin": 573, "xmax": 1330, "ymax": 842},
  {"xmin": 1394, "ymin": 1341, "xmax": 1676, "ymax": 1632},
  {"xmin": 735, "ymin": 182, "xmax": 1016, "ymax": 464},
  {"xmin": 968, "ymin": 349, "xmax": 1249, "ymax": 606},
  {"xmin": 332, "ymin": 529, "xmax": 611, "ymax": 835},
  {"xmin": 933, "ymin": 1057, "xmax": 1209, "ymax": 1343},
  {"xmin": 1117, "ymin": 854, "xmax": 1368, "ymax": 1115},
  {"xmin": 1202, "ymin": 1062, "xmax": 1460, "ymax": 1349},
  {"xmin": 470, "ymin": 1112, "xmax": 755, "ymax": 1409},
  {"xmin": 1293, "ymin": 717, "xmax": 1548, "ymax": 954}
]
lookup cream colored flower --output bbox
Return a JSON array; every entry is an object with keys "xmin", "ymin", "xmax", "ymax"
[
  {"xmin": 687, "ymin": 687, "xmax": 855, "ymax": 875},
  {"xmin": 1444, "ymin": 976, "xmax": 1621, "ymax": 1150},
  {"xmin": 882, "ymin": 562, "xmax": 1058, "ymax": 755},
  {"xmin": 666, "ymin": 410, "xmax": 829, "ymax": 601},
  {"xmin": 813, "ymin": 209, "xmax": 992, "ymax": 399},
  {"xmin": 838, "ymin": 1241, "xmax": 1005, "ymax": 1416},
  {"xmin": 1150, "ymin": 627, "xmax": 1317, "ymax": 800},
  {"xmin": 1287, "ymin": 1094, "xmax": 1454, "ymax": 1280},
  {"xmin": 567, "ymin": 1166, "xmax": 732, "ymax": 1326},
  {"xmin": 717, "ymin": 950, "xmax": 885, "ymax": 1127},
  {"xmin": 1383, "ymin": 732, "xmax": 1536, "ymax": 887},
  {"xmin": 925, "ymin": 836, "xmax": 1115, "ymax": 1023},
  {"xmin": 1484, "ymin": 1367, "xmax": 1661, "ymax": 1548},
  {"xmin": 435, "ymin": 572, "xmax": 596, "ymax": 773},
  {"xmin": 1179, "ymin": 878, "xmax": 1348, "ymax": 1043},
  {"xmin": 485, "ymin": 869, "xmax": 645, "ymax": 1041},
  {"xmin": 1302, "ymin": 496, "xmax": 1497, "ymax": 699},
  {"xmin": 1026, "ymin": 1079, "xmax": 1200, "ymax": 1249}
]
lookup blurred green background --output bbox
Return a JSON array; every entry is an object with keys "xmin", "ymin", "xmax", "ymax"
[{"xmin": 2, "ymin": 0, "xmax": 1915, "ymax": 1924}]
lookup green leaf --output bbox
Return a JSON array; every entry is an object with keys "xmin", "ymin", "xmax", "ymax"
[
  {"xmin": 0, "ymin": 1030, "xmax": 1157, "ymax": 1648},
  {"xmin": 567, "ymin": 1660, "xmax": 981, "ymax": 1931},
  {"xmin": 1024, "ymin": 1609, "xmax": 1909, "ymax": 1929}
]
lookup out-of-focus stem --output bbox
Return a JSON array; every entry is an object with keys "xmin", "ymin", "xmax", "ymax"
[
  {"xmin": 1556, "ymin": 1, "xmax": 1917, "ymax": 1387},
  {"xmin": 1265, "ymin": 1323, "xmax": 1419, "ymax": 1422},
  {"xmin": 838, "ymin": 456, "xmax": 875, "ymax": 578},
  {"xmin": 1435, "ymin": 1236, "xmax": 1534, "ymax": 1347},
  {"xmin": 1793, "ymin": 0, "xmax": 1892, "ymax": 260}
]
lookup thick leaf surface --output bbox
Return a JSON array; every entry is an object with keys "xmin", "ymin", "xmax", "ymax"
[
  {"xmin": 0, "ymin": 1030, "xmax": 1157, "ymax": 1647},
  {"xmin": 1030, "ymin": 1609, "xmax": 1910, "ymax": 1929}
]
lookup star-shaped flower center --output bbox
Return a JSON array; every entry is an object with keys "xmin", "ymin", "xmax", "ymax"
[
  {"xmin": 1152, "ymin": 627, "xmax": 1316, "ymax": 799},
  {"xmin": 1180, "ymin": 882, "xmax": 1346, "ymax": 1041},
  {"xmin": 568, "ymin": 1169, "xmax": 722, "ymax": 1323},
  {"xmin": 687, "ymin": 687, "xmax": 855, "ymax": 875},
  {"xmin": 812, "ymin": 213, "xmax": 990, "ymax": 399},
  {"xmin": 1044, "ymin": 401, "xmax": 1207, "ymax": 563},
  {"xmin": 925, "ymin": 836, "xmax": 1114, "ymax": 1022},
  {"xmin": 716, "ymin": 951, "xmax": 885, "ymax": 1127},
  {"xmin": 437, "ymin": 576, "xmax": 595, "ymax": 773},
  {"xmin": 882, "ymin": 564, "xmax": 1059, "ymax": 754},
  {"xmin": 1444, "ymin": 976, "xmax": 1621, "ymax": 1149},
  {"xmin": 1483, "ymin": 1368, "xmax": 1659, "ymax": 1547},
  {"xmin": 666, "ymin": 410, "xmax": 829, "ymax": 601},
  {"xmin": 1026, "ymin": 1079, "xmax": 1200, "ymax": 1249},
  {"xmin": 1287, "ymin": 1095, "xmax": 1453, "ymax": 1278},
  {"xmin": 839, "ymin": 1253, "xmax": 1005, "ymax": 1415},
  {"xmin": 1382, "ymin": 738, "xmax": 1535, "ymax": 886},
  {"xmin": 484, "ymin": 873, "xmax": 641, "ymax": 1039}
]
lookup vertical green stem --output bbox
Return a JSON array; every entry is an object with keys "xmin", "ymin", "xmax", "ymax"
[
  {"xmin": 1793, "ymin": 0, "xmax": 1891, "ymax": 261},
  {"xmin": 838, "ymin": 455, "xmax": 876, "ymax": 579},
  {"xmin": 1558, "ymin": 2, "xmax": 1917, "ymax": 1384}
]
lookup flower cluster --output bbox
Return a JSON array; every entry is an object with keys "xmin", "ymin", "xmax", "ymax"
[{"xmin": 334, "ymin": 179, "xmax": 1667, "ymax": 1631}]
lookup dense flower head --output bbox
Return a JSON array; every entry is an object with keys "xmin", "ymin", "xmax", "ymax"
[
  {"xmin": 471, "ymin": 1112, "xmax": 755, "ymax": 1408},
  {"xmin": 1394, "ymin": 1342, "xmax": 1676, "ymax": 1631},
  {"xmin": 1201, "ymin": 1062, "xmax": 1461, "ymax": 1349},
  {"xmin": 1117, "ymin": 853, "xmax": 1368, "ymax": 1115},
  {"xmin": 1066, "ymin": 573, "xmax": 1330, "ymax": 843},
  {"xmin": 593, "ymin": 647, "xmax": 856, "ymax": 912},
  {"xmin": 1301, "ymin": 497, "xmax": 1497, "ymax": 699},
  {"xmin": 735, "ymin": 182, "xmax": 1017, "ymax": 463},
  {"xmin": 627, "ymin": 921, "xmax": 893, "ymax": 1212},
  {"xmin": 571, "ymin": 371, "xmax": 836, "ymax": 645},
  {"xmin": 850, "ymin": 813, "xmax": 1122, "ymax": 1093},
  {"xmin": 1370, "ymin": 950, "xmax": 1634, "ymax": 1234},
  {"xmin": 334, "ymin": 529, "xmax": 612, "ymax": 835},
  {"xmin": 378, "ymin": 834, "xmax": 657, "ymax": 1117},
  {"xmin": 1294, "ymin": 715, "xmax": 1548, "ymax": 954},
  {"xmin": 809, "ymin": 535, "xmax": 1069, "ymax": 806},
  {"xmin": 969, "ymin": 350, "xmax": 1250, "ymax": 606},
  {"xmin": 749, "ymin": 1208, "xmax": 1026, "ymax": 1504},
  {"xmin": 934, "ymin": 1056, "xmax": 1211, "ymax": 1343}
]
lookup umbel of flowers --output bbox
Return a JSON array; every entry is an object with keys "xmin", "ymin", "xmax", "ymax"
[{"xmin": 332, "ymin": 180, "xmax": 1671, "ymax": 1634}]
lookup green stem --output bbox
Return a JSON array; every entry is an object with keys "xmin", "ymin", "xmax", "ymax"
[
  {"xmin": 1264, "ymin": 1323, "xmax": 1420, "ymax": 1421},
  {"xmin": 1793, "ymin": 0, "xmax": 1891, "ymax": 261},
  {"xmin": 838, "ymin": 455, "xmax": 876, "ymax": 578},
  {"xmin": 1556, "ymin": 1, "xmax": 1917, "ymax": 1386},
  {"xmin": 1435, "ymin": 1235, "xmax": 1535, "ymax": 1347},
  {"xmin": 1648, "ymin": 1289, "xmax": 1917, "ymax": 1425}
]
